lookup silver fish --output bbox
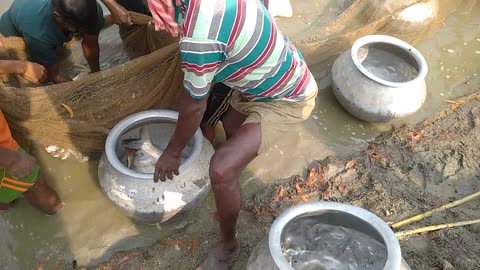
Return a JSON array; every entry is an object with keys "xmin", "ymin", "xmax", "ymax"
[{"xmin": 123, "ymin": 127, "xmax": 164, "ymax": 160}]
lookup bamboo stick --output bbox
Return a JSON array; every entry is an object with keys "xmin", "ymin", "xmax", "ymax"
[
  {"xmin": 395, "ymin": 219, "xmax": 480, "ymax": 238},
  {"xmin": 392, "ymin": 191, "xmax": 480, "ymax": 229}
]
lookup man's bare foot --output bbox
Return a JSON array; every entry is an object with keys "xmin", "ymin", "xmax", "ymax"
[
  {"xmin": 197, "ymin": 241, "xmax": 239, "ymax": 270},
  {"xmin": 24, "ymin": 174, "xmax": 62, "ymax": 215}
]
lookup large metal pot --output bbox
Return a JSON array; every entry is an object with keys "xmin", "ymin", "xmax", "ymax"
[
  {"xmin": 98, "ymin": 110, "xmax": 214, "ymax": 224},
  {"xmin": 331, "ymin": 35, "xmax": 428, "ymax": 122},
  {"xmin": 247, "ymin": 202, "xmax": 411, "ymax": 270}
]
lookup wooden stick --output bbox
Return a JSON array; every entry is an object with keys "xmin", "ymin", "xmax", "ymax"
[
  {"xmin": 395, "ymin": 219, "xmax": 480, "ymax": 238},
  {"xmin": 392, "ymin": 191, "xmax": 480, "ymax": 229}
]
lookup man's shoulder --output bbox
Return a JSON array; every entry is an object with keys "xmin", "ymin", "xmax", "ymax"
[{"xmin": 6, "ymin": 0, "xmax": 59, "ymax": 40}]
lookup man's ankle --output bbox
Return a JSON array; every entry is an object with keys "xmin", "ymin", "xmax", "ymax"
[{"xmin": 221, "ymin": 239, "xmax": 238, "ymax": 251}]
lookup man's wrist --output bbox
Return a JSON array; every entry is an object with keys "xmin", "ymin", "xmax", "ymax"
[
  {"xmin": 164, "ymin": 144, "xmax": 183, "ymax": 158},
  {"xmin": 13, "ymin": 60, "xmax": 26, "ymax": 75}
]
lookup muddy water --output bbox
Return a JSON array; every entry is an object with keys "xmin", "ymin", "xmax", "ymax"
[
  {"xmin": 282, "ymin": 219, "xmax": 387, "ymax": 270},
  {"xmin": 0, "ymin": 0, "xmax": 479, "ymax": 268}
]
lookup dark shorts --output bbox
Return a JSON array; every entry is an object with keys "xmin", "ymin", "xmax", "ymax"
[
  {"xmin": 202, "ymin": 83, "xmax": 234, "ymax": 127},
  {"xmin": 117, "ymin": 0, "xmax": 151, "ymax": 16}
]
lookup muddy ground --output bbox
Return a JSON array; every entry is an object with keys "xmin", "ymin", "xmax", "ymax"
[{"xmin": 80, "ymin": 92, "xmax": 480, "ymax": 270}]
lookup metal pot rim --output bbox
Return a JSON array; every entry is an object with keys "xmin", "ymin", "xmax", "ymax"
[
  {"xmin": 105, "ymin": 110, "xmax": 204, "ymax": 179},
  {"xmin": 351, "ymin": 34, "xmax": 428, "ymax": 88},
  {"xmin": 268, "ymin": 202, "xmax": 402, "ymax": 270}
]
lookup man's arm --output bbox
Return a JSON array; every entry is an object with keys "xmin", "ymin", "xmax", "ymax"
[
  {"xmin": 0, "ymin": 60, "xmax": 47, "ymax": 84},
  {"xmin": 154, "ymin": 90, "xmax": 208, "ymax": 182},
  {"xmin": 0, "ymin": 60, "xmax": 24, "ymax": 75},
  {"xmin": 101, "ymin": 0, "xmax": 133, "ymax": 26},
  {"xmin": 47, "ymin": 64, "xmax": 72, "ymax": 84},
  {"xmin": 82, "ymin": 33, "xmax": 101, "ymax": 73}
]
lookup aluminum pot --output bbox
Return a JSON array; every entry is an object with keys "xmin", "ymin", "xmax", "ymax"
[
  {"xmin": 98, "ymin": 110, "xmax": 214, "ymax": 224},
  {"xmin": 247, "ymin": 202, "xmax": 411, "ymax": 270},
  {"xmin": 331, "ymin": 35, "xmax": 428, "ymax": 122}
]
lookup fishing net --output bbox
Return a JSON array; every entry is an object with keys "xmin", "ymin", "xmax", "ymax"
[
  {"xmin": 0, "ymin": 0, "xmax": 464, "ymax": 160},
  {"xmin": 289, "ymin": 0, "xmax": 447, "ymax": 66},
  {"xmin": 0, "ymin": 13, "xmax": 183, "ymax": 160}
]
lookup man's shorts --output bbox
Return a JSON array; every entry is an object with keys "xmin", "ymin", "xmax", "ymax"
[
  {"xmin": 230, "ymin": 77, "xmax": 318, "ymax": 154},
  {"xmin": 202, "ymin": 83, "xmax": 235, "ymax": 127},
  {"xmin": 0, "ymin": 111, "xmax": 39, "ymax": 203}
]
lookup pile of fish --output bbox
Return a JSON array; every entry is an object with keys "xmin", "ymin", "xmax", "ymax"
[
  {"xmin": 282, "ymin": 217, "xmax": 387, "ymax": 270},
  {"xmin": 119, "ymin": 124, "xmax": 191, "ymax": 174}
]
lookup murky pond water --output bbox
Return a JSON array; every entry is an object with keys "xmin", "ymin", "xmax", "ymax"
[{"xmin": 0, "ymin": 0, "xmax": 479, "ymax": 268}]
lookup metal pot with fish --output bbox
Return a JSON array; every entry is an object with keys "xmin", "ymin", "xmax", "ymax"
[
  {"xmin": 247, "ymin": 202, "xmax": 411, "ymax": 270},
  {"xmin": 98, "ymin": 110, "xmax": 214, "ymax": 224},
  {"xmin": 331, "ymin": 35, "xmax": 428, "ymax": 122}
]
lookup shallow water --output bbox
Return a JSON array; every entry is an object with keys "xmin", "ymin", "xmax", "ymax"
[
  {"xmin": 282, "ymin": 218, "xmax": 387, "ymax": 270},
  {"xmin": 0, "ymin": 0, "xmax": 479, "ymax": 268}
]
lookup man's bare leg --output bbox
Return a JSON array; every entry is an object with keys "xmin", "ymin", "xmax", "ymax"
[
  {"xmin": 201, "ymin": 123, "xmax": 217, "ymax": 144},
  {"xmin": 221, "ymin": 107, "xmax": 247, "ymax": 140},
  {"xmin": 0, "ymin": 201, "xmax": 14, "ymax": 211},
  {"xmin": 24, "ymin": 172, "xmax": 62, "ymax": 215},
  {"xmin": 198, "ymin": 122, "xmax": 261, "ymax": 269}
]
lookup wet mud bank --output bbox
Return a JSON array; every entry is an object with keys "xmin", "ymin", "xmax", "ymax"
[{"xmin": 90, "ymin": 88, "xmax": 480, "ymax": 269}]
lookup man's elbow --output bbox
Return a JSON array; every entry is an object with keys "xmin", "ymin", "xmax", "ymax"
[{"xmin": 180, "ymin": 91, "xmax": 208, "ymax": 116}]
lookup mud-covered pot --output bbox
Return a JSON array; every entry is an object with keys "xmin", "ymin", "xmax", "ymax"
[
  {"xmin": 247, "ymin": 202, "xmax": 411, "ymax": 270},
  {"xmin": 98, "ymin": 110, "xmax": 214, "ymax": 224},
  {"xmin": 331, "ymin": 35, "xmax": 428, "ymax": 122}
]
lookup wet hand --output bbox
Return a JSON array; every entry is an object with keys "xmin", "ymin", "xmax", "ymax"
[
  {"xmin": 20, "ymin": 61, "xmax": 47, "ymax": 84},
  {"xmin": 154, "ymin": 150, "xmax": 180, "ymax": 182},
  {"xmin": 110, "ymin": 4, "xmax": 133, "ymax": 26},
  {"xmin": 9, "ymin": 151, "xmax": 36, "ymax": 179}
]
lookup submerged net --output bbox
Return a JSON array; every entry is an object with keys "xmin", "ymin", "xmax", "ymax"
[
  {"xmin": 0, "ymin": 0, "xmax": 466, "ymax": 159},
  {"xmin": 290, "ymin": 0, "xmax": 447, "ymax": 66}
]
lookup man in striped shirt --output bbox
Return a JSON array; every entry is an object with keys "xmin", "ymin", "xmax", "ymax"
[{"xmin": 149, "ymin": 0, "xmax": 317, "ymax": 268}]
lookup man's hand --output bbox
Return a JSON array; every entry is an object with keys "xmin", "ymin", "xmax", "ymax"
[
  {"xmin": 152, "ymin": 91, "xmax": 209, "ymax": 183},
  {"xmin": 154, "ymin": 150, "xmax": 181, "ymax": 182},
  {"xmin": 8, "ymin": 151, "xmax": 36, "ymax": 179},
  {"xmin": 19, "ymin": 61, "xmax": 47, "ymax": 84},
  {"xmin": 102, "ymin": 0, "xmax": 133, "ymax": 26},
  {"xmin": 47, "ymin": 64, "xmax": 73, "ymax": 84},
  {"xmin": 110, "ymin": 3, "xmax": 133, "ymax": 26}
]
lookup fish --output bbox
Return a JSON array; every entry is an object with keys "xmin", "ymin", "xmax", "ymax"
[
  {"xmin": 123, "ymin": 126, "xmax": 164, "ymax": 160},
  {"xmin": 130, "ymin": 149, "xmax": 157, "ymax": 173},
  {"xmin": 121, "ymin": 126, "xmax": 191, "ymax": 172},
  {"xmin": 122, "ymin": 127, "xmax": 163, "ymax": 172}
]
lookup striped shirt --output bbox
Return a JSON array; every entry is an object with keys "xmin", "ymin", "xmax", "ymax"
[{"xmin": 175, "ymin": 0, "xmax": 315, "ymax": 102}]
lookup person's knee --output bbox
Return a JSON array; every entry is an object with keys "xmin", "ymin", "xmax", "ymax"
[{"xmin": 209, "ymin": 151, "xmax": 235, "ymax": 186}]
